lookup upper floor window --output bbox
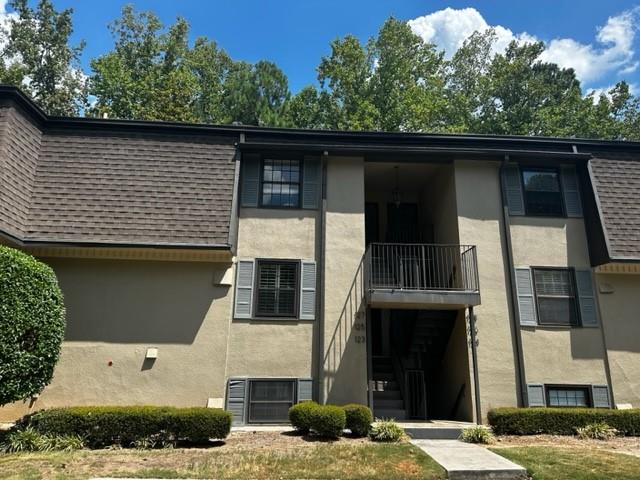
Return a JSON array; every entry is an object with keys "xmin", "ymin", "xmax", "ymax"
[
  {"xmin": 255, "ymin": 260, "xmax": 298, "ymax": 317},
  {"xmin": 532, "ymin": 268, "xmax": 579, "ymax": 326},
  {"xmin": 521, "ymin": 168, "xmax": 564, "ymax": 216},
  {"xmin": 261, "ymin": 159, "xmax": 301, "ymax": 207}
]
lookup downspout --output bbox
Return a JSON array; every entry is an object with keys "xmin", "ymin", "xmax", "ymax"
[
  {"xmin": 228, "ymin": 134, "xmax": 243, "ymax": 255},
  {"xmin": 468, "ymin": 306, "xmax": 482, "ymax": 424},
  {"xmin": 315, "ymin": 152, "xmax": 328, "ymax": 404},
  {"xmin": 499, "ymin": 155, "xmax": 528, "ymax": 407}
]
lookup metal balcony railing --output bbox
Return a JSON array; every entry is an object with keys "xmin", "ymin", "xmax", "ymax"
[{"xmin": 365, "ymin": 243, "xmax": 479, "ymax": 293}]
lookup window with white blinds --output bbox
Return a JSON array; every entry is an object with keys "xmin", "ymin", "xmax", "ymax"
[
  {"xmin": 533, "ymin": 268, "xmax": 579, "ymax": 326},
  {"xmin": 255, "ymin": 261, "xmax": 298, "ymax": 317}
]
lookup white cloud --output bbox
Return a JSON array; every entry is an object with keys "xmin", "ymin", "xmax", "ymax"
[
  {"xmin": 407, "ymin": 7, "xmax": 640, "ymax": 87},
  {"xmin": 407, "ymin": 8, "xmax": 535, "ymax": 58}
]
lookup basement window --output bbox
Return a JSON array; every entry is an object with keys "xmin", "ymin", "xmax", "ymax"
[
  {"xmin": 248, "ymin": 380, "xmax": 296, "ymax": 423},
  {"xmin": 255, "ymin": 261, "xmax": 299, "ymax": 318},
  {"xmin": 521, "ymin": 168, "xmax": 564, "ymax": 216},
  {"xmin": 547, "ymin": 386, "xmax": 591, "ymax": 407}
]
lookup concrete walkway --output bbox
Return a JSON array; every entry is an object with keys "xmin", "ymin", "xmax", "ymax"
[{"xmin": 411, "ymin": 439, "xmax": 527, "ymax": 480}]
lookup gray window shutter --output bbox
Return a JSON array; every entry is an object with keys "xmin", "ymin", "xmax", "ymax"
[
  {"xmin": 302, "ymin": 156, "xmax": 321, "ymax": 209},
  {"xmin": 561, "ymin": 166, "xmax": 583, "ymax": 217},
  {"xmin": 527, "ymin": 384, "xmax": 546, "ymax": 407},
  {"xmin": 591, "ymin": 385, "xmax": 611, "ymax": 408},
  {"xmin": 226, "ymin": 378, "xmax": 247, "ymax": 425},
  {"xmin": 234, "ymin": 260, "xmax": 255, "ymax": 319},
  {"xmin": 299, "ymin": 261, "xmax": 317, "ymax": 320},
  {"xmin": 575, "ymin": 269, "xmax": 598, "ymax": 327},
  {"xmin": 515, "ymin": 267, "xmax": 538, "ymax": 326},
  {"xmin": 241, "ymin": 153, "xmax": 260, "ymax": 207},
  {"xmin": 297, "ymin": 378, "xmax": 313, "ymax": 402},
  {"xmin": 503, "ymin": 165, "xmax": 525, "ymax": 215}
]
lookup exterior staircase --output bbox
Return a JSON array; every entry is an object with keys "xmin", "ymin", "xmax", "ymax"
[
  {"xmin": 372, "ymin": 310, "xmax": 457, "ymax": 420},
  {"xmin": 371, "ymin": 356, "xmax": 406, "ymax": 420}
]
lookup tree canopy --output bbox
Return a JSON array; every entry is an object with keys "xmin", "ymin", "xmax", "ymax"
[{"xmin": 0, "ymin": 2, "xmax": 638, "ymax": 140}]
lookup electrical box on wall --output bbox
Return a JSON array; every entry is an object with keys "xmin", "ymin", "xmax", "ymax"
[{"xmin": 145, "ymin": 347, "xmax": 158, "ymax": 359}]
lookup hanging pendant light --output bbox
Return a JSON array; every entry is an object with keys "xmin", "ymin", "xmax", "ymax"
[{"xmin": 392, "ymin": 166, "xmax": 401, "ymax": 207}]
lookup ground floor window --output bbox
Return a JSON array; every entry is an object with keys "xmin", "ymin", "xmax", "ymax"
[
  {"xmin": 546, "ymin": 386, "xmax": 591, "ymax": 407},
  {"xmin": 248, "ymin": 380, "xmax": 296, "ymax": 423}
]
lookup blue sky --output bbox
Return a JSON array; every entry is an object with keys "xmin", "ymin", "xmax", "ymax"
[{"xmin": 5, "ymin": 1, "xmax": 640, "ymax": 94}]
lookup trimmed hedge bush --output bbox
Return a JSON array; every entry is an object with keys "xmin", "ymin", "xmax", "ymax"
[
  {"xmin": 289, "ymin": 401, "xmax": 318, "ymax": 434},
  {"xmin": 342, "ymin": 403, "xmax": 373, "ymax": 437},
  {"xmin": 23, "ymin": 406, "xmax": 232, "ymax": 448},
  {"xmin": 488, "ymin": 408, "xmax": 640, "ymax": 436},
  {"xmin": 0, "ymin": 246, "xmax": 65, "ymax": 405},
  {"xmin": 310, "ymin": 405, "xmax": 346, "ymax": 438}
]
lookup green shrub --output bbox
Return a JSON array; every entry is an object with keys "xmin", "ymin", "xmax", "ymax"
[
  {"xmin": 310, "ymin": 405, "xmax": 346, "ymax": 439},
  {"xmin": 576, "ymin": 422, "xmax": 618, "ymax": 440},
  {"xmin": 0, "ymin": 426, "xmax": 83, "ymax": 453},
  {"xmin": 0, "ymin": 246, "xmax": 65, "ymax": 405},
  {"xmin": 342, "ymin": 403, "xmax": 373, "ymax": 437},
  {"xmin": 23, "ymin": 406, "xmax": 232, "ymax": 448},
  {"xmin": 460, "ymin": 425, "xmax": 495, "ymax": 444},
  {"xmin": 369, "ymin": 419, "xmax": 405, "ymax": 442},
  {"xmin": 289, "ymin": 401, "xmax": 318, "ymax": 434},
  {"xmin": 488, "ymin": 408, "xmax": 640, "ymax": 436}
]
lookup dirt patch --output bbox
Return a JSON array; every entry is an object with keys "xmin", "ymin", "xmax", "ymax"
[{"xmin": 489, "ymin": 434, "xmax": 640, "ymax": 458}]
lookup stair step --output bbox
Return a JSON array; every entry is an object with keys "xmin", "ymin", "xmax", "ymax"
[
  {"xmin": 372, "ymin": 372, "xmax": 395, "ymax": 381},
  {"xmin": 374, "ymin": 399, "xmax": 404, "ymax": 409},
  {"xmin": 373, "ymin": 390, "xmax": 402, "ymax": 400},
  {"xmin": 373, "ymin": 408, "xmax": 406, "ymax": 420},
  {"xmin": 371, "ymin": 380, "xmax": 399, "ymax": 391},
  {"xmin": 405, "ymin": 426, "xmax": 465, "ymax": 440}
]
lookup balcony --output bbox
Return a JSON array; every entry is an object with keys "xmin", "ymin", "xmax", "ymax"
[{"xmin": 364, "ymin": 243, "xmax": 481, "ymax": 309}]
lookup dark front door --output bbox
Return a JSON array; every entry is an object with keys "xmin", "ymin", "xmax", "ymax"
[
  {"xmin": 387, "ymin": 203, "xmax": 419, "ymax": 243},
  {"xmin": 365, "ymin": 202, "xmax": 379, "ymax": 245}
]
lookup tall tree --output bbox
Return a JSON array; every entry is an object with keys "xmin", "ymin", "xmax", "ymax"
[
  {"xmin": 0, "ymin": 0, "xmax": 87, "ymax": 115},
  {"xmin": 90, "ymin": 5, "xmax": 290, "ymax": 125}
]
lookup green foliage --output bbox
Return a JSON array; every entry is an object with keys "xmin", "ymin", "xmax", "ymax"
[
  {"xmin": 288, "ymin": 401, "xmax": 318, "ymax": 434},
  {"xmin": 369, "ymin": 419, "xmax": 405, "ymax": 442},
  {"xmin": 89, "ymin": 5, "xmax": 289, "ymax": 126},
  {"xmin": 576, "ymin": 422, "xmax": 618, "ymax": 440},
  {"xmin": 488, "ymin": 408, "xmax": 640, "ymax": 436},
  {"xmin": 342, "ymin": 403, "xmax": 373, "ymax": 437},
  {"xmin": 0, "ymin": 246, "xmax": 65, "ymax": 405},
  {"xmin": 310, "ymin": 405, "xmax": 346, "ymax": 439},
  {"xmin": 0, "ymin": 426, "xmax": 83, "ymax": 453},
  {"xmin": 23, "ymin": 406, "xmax": 232, "ymax": 448},
  {"xmin": 460, "ymin": 425, "xmax": 495, "ymax": 444},
  {"xmin": 0, "ymin": 0, "xmax": 88, "ymax": 115}
]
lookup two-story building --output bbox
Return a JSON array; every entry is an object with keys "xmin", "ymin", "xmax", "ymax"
[{"xmin": 1, "ymin": 86, "xmax": 638, "ymax": 424}]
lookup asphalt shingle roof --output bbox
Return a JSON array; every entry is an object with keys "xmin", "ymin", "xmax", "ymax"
[{"xmin": 590, "ymin": 154, "xmax": 640, "ymax": 260}]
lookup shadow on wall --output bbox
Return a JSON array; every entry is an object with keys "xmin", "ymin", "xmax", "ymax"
[
  {"xmin": 323, "ymin": 254, "xmax": 367, "ymax": 403},
  {"xmin": 47, "ymin": 258, "xmax": 229, "ymax": 344}
]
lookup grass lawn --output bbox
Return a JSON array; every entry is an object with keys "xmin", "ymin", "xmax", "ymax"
[
  {"xmin": 0, "ymin": 433, "xmax": 446, "ymax": 480},
  {"xmin": 492, "ymin": 446, "xmax": 640, "ymax": 480}
]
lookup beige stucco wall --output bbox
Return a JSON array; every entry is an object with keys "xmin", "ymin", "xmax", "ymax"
[
  {"xmin": 0, "ymin": 257, "xmax": 233, "ymax": 421},
  {"xmin": 454, "ymin": 160, "xmax": 519, "ymax": 418},
  {"xmin": 510, "ymin": 216, "xmax": 609, "ymax": 386},
  {"xmin": 596, "ymin": 274, "xmax": 640, "ymax": 407},
  {"xmin": 224, "ymin": 207, "xmax": 319, "ymax": 381},
  {"xmin": 322, "ymin": 156, "xmax": 367, "ymax": 405}
]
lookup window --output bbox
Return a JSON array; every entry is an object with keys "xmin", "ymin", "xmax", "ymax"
[
  {"xmin": 533, "ymin": 268, "xmax": 579, "ymax": 326},
  {"xmin": 547, "ymin": 386, "xmax": 591, "ymax": 407},
  {"xmin": 522, "ymin": 168, "xmax": 564, "ymax": 216},
  {"xmin": 255, "ymin": 261, "xmax": 298, "ymax": 317},
  {"xmin": 261, "ymin": 159, "xmax": 301, "ymax": 207},
  {"xmin": 248, "ymin": 380, "xmax": 295, "ymax": 423}
]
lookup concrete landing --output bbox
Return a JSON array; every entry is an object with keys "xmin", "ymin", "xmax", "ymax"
[
  {"xmin": 399, "ymin": 420, "xmax": 475, "ymax": 440},
  {"xmin": 411, "ymin": 439, "xmax": 527, "ymax": 480}
]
